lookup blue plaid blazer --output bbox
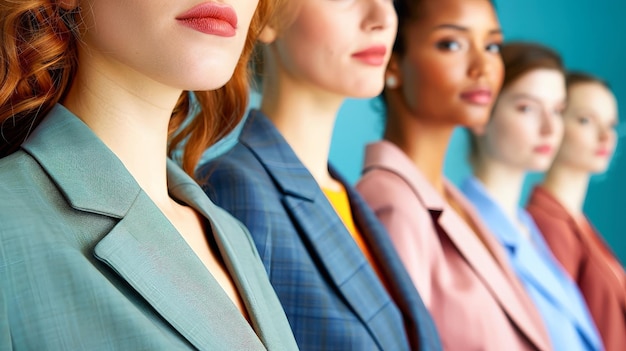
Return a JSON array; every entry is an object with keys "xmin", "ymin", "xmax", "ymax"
[{"xmin": 198, "ymin": 110, "xmax": 441, "ymax": 351}]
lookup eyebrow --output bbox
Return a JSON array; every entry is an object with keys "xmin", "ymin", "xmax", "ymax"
[
  {"xmin": 571, "ymin": 108, "xmax": 618, "ymax": 124},
  {"xmin": 432, "ymin": 24, "xmax": 502, "ymax": 35},
  {"xmin": 509, "ymin": 93, "xmax": 566, "ymax": 107}
]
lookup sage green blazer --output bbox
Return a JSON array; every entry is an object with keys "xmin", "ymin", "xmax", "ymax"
[{"xmin": 0, "ymin": 105, "xmax": 298, "ymax": 351}]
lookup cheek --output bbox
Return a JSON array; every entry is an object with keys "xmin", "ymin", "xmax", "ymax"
[
  {"xmin": 558, "ymin": 127, "xmax": 592, "ymax": 162},
  {"xmin": 403, "ymin": 55, "xmax": 463, "ymax": 112},
  {"xmin": 279, "ymin": 13, "xmax": 345, "ymax": 78},
  {"xmin": 491, "ymin": 59, "xmax": 505, "ymax": 92},
  {"xmin": 496, "ymin": 118, "xmax": 534, "ymax": 149},
  {"xmin": 239, "ymin": 0, "xmax": 259, "ymax": 29},
  {"xmin": 607, "ymin": 131, "xmax": 619, "ymax": 151}
]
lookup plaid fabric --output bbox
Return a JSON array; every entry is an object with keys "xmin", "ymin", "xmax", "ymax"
[{"xmin": 199, "ymin": 110, "xmax": 441, "ymax": 351}]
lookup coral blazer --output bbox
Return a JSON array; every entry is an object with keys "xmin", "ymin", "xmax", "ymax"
[
  {"xmin": 528, "ymin": 186, "xmax": 626, "ymax": 351},
  {"xmin": 357, "ymin": 141, "xmax": 552, "ymax": 351}
]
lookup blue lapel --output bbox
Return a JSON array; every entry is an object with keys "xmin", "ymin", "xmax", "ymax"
[
  {"xmin": 239, "ymin": 110, "xmax": 411, "ymax": 349},
  {"xmin": 462, "ymin": 177, "xmax": 601, "ymax": 350}
]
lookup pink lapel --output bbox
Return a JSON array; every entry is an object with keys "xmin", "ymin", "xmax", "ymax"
[{"xmin": 363, "ymin": 141, "xmax": 551, "ymax": 351}]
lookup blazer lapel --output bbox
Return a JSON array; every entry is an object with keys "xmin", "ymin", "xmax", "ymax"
[
  {"xmin": 438, "ymin": 184, "xmax": 550, "ymax": 351},
  {"xmin": 23, "ymin": 105, "xmax": 265, "ymax": 351},
  {"xmin": 533, "ymin": 187, "xmax": 626, "ymax": 312},
  {"xmin": 362, "ymin": 142, "xmax": 549, "ymax": 351},
  {"xmin": 240, "ymin": 111, "xmax": 404, "ymax": 349},
  {"xmin": 338, "ymin": 168, "xmax": 440, "ymax": 351},
  {"xmin": 166, "ymin": 161, "xmax": 289, "ymax": 349},
  {"xmin": 462, "ymin": 180, "xmax": 579, "ymax": 321},
  {"xmin": 93, "ymin": 191, "xmax": 264, "ymax": 351}
]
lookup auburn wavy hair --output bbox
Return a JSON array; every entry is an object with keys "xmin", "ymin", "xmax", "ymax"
[{"xmin": 0, "ymin": 0, "xmax": 276, "ymax": 177}]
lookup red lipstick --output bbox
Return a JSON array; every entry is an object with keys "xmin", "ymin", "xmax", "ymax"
[
  {"xmin": 352, "ymin": 45, "xmax": 387, "ymax": 66},
  {"xmin": 460, "ymin": 88, "xmax": 493, "ymax": 106},
  {"xmin": 176, "ymin": 2, "xmax": 238, "ymax": 37},
  {"xmin": 533, "ymin": 144, "xmax": 553, "ymax": 154}
]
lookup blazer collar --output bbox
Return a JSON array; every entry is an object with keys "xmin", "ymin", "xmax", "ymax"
[
  {"xmin": 530, "ymin": 186, "xmax": 626, "ymax": 311},
  {"xmin": 529, "ymin": 186, "xmax": 573, "ymax": 221},
  {"xmin": 363, "ymin": 140, "xmax": 445, "ymax": 214},
  {"xmin": 363, "ymin": 141, "xmax": 551, "ymax": 351},
  {"xmin": 463, "ymin": 178, "xmax": 603, "ymax": 348},
  {"xmin": 21, "ymin": 105, "xmax": 273, "ymax": 350},
  {"xmin": 238, "ymin": 109, "xmax": 319, "ymax": 201},
  {"xmin": 239, "ymin": 111, "xmax": 411, "ymax": 349},
  {"xmin": 461, "ymin": 177, "xmax": 523, "ymax": 252},
  {"xmin": 22, "ymin": 104, "xmax": 139, "ymax": 218},
  {"xmin": 343, "ymin": 169, "xmax": 441, "ymax": 350}
]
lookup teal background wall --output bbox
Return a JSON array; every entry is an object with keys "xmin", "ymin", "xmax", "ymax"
[
  {"xmin": 329, "ymin": 0, "xmax": 626, "ymax": 262},
  {"xmin": 203, "ymin": 1, "xmax": 625, "ymax": 262}
]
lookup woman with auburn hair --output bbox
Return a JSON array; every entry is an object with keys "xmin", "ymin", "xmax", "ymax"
[
  {"xmin": 197, "ymin": 0, "xmax": 441, "ymax": 349},
  {"xmin": 357, "ymin": 1, "xmax": 553, "ymax": 350},
  {"xmin": 527, "ymin": 72, "xmax": 625, "ymax": 351},
  {"xmin": 462, "ymin": 42, "xmax": 603, "ymax": 351},
  {"xmin": 0, "ymin": 0, "xmax": 298, "ymax": 350}
]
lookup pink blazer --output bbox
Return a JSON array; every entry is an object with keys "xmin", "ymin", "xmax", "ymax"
[
  {"xmin": 527, "ymin": 186, "xmax": 626, "ymax": 351},
  {"xmin": 357, "ymin": 141, "xmax": 551, "ymax": 351}
]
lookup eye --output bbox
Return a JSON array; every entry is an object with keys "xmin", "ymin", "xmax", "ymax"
[
  {"xmin": 436, "ymin": 40, "xmax": 462, "ymax": 52},
  {"xmin": 553, "ymin": 107, "xmax": 565, "ymax": 117},
  {"xmin": 486, "ymin": 42, "xmax": 501, "ymax": 54},
  {"xmin": 577, "ymin": 116, "xmax": 590, "ymax": 125},
  {"xmin": 516, "ymin": 104, "xmax": 534, "ymax": 113}
]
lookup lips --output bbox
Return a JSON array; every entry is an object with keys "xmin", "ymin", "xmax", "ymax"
[
  {"xmin": 176, "ymin": 2, "xmax": 238, "ymax": 37},
  {"xmin": 460, "ymin": 89, "xmax": 493, "ymax": 105},
  {"xmin": 533, "ymin": 144, "xmax": 553, "ymax": 154},
  {"xmin": 352, "ymin": 45, "xmax": 387, "ymax": 66},
  {"xmin": 596, "ymin": 148, "xmax": 611, "ymax": 157}
]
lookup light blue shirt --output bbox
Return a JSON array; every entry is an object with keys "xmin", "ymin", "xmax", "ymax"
[{"xmin": 461, "ymin": 177, "xmax": 603, "ymax": 351}]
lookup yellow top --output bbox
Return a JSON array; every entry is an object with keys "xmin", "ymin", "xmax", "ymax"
[{"xmin": 323, "ymin": 185, "xmax": 388, "ymax": 288}]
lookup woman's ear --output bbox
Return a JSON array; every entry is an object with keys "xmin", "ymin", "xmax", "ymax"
[
  {"xmin": 385, "ymin": 53, "xmax": 403, "ymax": 89},
  {"xmin": 258, "ymin": 25, "xmax": 278, "ymax": 45},
  {"xmin": 57, "ymin": 0, "xmax": 79, "ymax": 10}
]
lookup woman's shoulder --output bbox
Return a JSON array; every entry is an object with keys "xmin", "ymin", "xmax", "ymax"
[
  {"xmin": 199, "ymin": 148, "xmax": 280, "ymax": 203},
  {"xmin": 0, "ymin": 151, "xmax": 48, "ymax": 217},
  {"xmin": 357, "ymin": 168, "xmax": 421, "ymax": 209}
]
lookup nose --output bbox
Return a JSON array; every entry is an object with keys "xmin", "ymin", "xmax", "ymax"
[
  {"xmin": 468, "ymin": 45, "xmax": 499, "ymax": 80},
  {"xmin": 540, "ymin": 109, "xmax": 561, "ymax": 136},
  {"xmin": 598, "ymin": 125, "xmax": 612, "ymax": 142},
  {"xmin": 362, "ymin": 0, "xmax": 397, "ymax": 32}
]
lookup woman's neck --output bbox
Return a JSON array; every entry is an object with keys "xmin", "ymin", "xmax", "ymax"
[
  {"xmin": 542, "ymin": 165, "xmax": 590, "ymax": 216},
  {"xmin": 62, "ymin": 57, "xmax": 182, "ymax": 209},
  {"xmin": 473, "ymin": 158, "xmax": 526, "ymax": 225},
  {"xmin": 383, "ymin": 100, "xmax": 454, "ymax": 196},
  {"xmin": 261, "ymin": 74, "xmax": 345, "ymax": 190}
]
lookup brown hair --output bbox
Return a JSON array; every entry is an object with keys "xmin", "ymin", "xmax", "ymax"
[
  {"xmin": 565, "ymin": 71, "xmax": 610, "ymax": 91},
  {"xmin": 499, "ymin": 41, "xmax": 564, "ymax": 91},
  {"xmin": 468, "ymin": 41, "xmax": 565, "ymax": 164},
  {"xmin": 0, "ymin": 1, "xmax": 276, "ymax": 177},
  {"xmin": 250, "ymin": 0, "xmax": 302, "ymax": 90},
  {"xmin": 392, "ymin": 0, "xmax": 496, "ymax": 56}
]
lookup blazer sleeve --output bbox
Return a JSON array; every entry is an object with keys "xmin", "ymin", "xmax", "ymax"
[
  {"xmin": 357, "ymin": 172, "xmax": 435, "ymax": 307},
  {"xmin": 199, "ymin": 159, "xmax": 275, "ymax": 270}
]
